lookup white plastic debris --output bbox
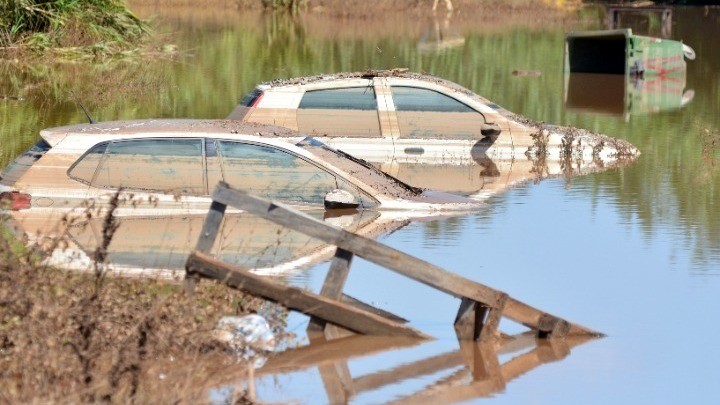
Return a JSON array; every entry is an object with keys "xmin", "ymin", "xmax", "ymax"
[{"xmin": 214, "ymin": 315, "xmax": 276, "ymax": 367}]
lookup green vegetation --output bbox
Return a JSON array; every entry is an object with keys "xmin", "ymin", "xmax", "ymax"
[{"xmin": 0, "ymin": 0, "xmax": 148, "ymax": 56}]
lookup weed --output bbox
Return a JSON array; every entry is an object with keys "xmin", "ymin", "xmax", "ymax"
[{"xmin": 527, "ymin": 127, "xmax": 549, "ymax": 183}]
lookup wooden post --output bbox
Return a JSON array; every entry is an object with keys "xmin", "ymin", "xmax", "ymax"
[
  {"xmin": 308, "ymin": 332, "xmax": 354, "ymax": 404},
  {"xmin": 478, "ymin": 293, "xmax": 506, "ymax": 342},
  {"xmin": 454, "ymin": 294, "xmax": 506, "ymax": 341},
  {"xmin": 184, "ymin": 200, "xmax": 226, "ymax": 296},
  {"xmin": 454, "ymin": 298, "xmax": 481, "ymax": 341},
  {"xmin": 308, "ymin": 248, "xmax": 355, "ymax": 334}
]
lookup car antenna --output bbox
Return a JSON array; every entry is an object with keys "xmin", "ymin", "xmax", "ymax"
[{"xmin": 70, "ymin": 91, "xmax": 96, "ymax": 124}]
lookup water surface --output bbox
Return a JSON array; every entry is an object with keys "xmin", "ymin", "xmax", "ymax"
[{"xmin": 1, "ymin": 5, "xmax": 719, "ymax": 403}]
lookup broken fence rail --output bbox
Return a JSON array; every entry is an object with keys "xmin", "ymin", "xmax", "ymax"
[{"xmin": 185, "ymin": 182, "xmax": 602, "ymax": 340}]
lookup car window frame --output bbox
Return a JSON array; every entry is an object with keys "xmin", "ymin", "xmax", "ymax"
[
  {"xmin": 389, "ymin": 85, "xmax": 480, "ymax": 113},
  {"xmin": 212, "ymin": 138, "xmax": 380, "ymax": 207},
  {"xmin": 67, "ymin": 137, "xmax": 208, "ymax": 195},
  {"xmin": 298, "ymin": 85, "xmax": 379, "ymax": 111},
  {"xmin": 67, "ymin": 137, "xmax": 380, "ymax": 207}
]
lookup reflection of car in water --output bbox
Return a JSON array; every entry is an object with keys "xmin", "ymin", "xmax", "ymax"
[
  {"xmin": 230, "ymin": 70, "xmax": 638, "ymax": 164},
  {"xmin": 45, "ymin": 210, "xmax": 408, "ymax": 279}
]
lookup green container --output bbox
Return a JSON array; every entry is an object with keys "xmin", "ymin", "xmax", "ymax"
[{"xmin": 564, "ymin": 29, "xmax": 694, "ymax": 76}]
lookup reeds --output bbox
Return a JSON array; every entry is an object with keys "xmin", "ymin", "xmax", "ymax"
[{"xmin": 0, "ymin": 0, "xmax": 148, "ymax": 55}]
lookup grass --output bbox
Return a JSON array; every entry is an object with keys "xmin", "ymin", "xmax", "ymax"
[
  {"xmin": 0, "ymin": 196, "xmax": 287, "ymax": 402},
  {"xmin": 0, "ymin": 0, "xmax": 149, "ymax": 57}
]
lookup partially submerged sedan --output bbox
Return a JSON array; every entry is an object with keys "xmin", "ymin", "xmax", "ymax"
[
  {"xmin": 0, "ymin": 119, "xmax": 482, "ymax": 217},
  {"xmin": 0, "ymin": 119, "xmax": 483, "ymax": 278},
  {"xmin": 229, "ymin": 69, "xmax": 639, "ymax": 162}
]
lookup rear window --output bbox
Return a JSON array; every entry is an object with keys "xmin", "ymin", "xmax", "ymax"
[
  {"xmin": 68, "ymin": 138, "xmax": 205, "ymax": 194},
  {"xmin": 0, "ymin": 140, "xmax": 51, "ymax": 187},
  {"xmin": 299, "ymin": 87, "xmax": 377, "ymax": 110},
  {"xmin": 240, "ymin": 88, "xmax": 263, "ymax": 107},
  {"xmin": 391, "ymin": 86, "xmax": 475, "ymax": 113}
]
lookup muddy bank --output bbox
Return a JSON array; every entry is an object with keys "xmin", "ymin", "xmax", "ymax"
[{"xmin": 0, "ymin": 221, "xmax": 287, "ymax": 402}]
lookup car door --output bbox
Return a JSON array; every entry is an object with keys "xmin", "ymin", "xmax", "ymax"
[
  {"xmin": 210, "ymin": 139, "xmax": 376, "ymax": 208},
  {"xmin": 390, "ymin": 85, "xmax": 490, "ymax": 141},
  {"xmin": 76, "ymin": 137, "xmax": 211, "ymax": 212},
  {"xmin": 296, "ymin": 82, "xmax": 382, "ymax": 138}
]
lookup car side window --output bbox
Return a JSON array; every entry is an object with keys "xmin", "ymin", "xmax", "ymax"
[
  {"xmin": 69, "ymin": 138, "xmax": 205, "ymax": 194},
  {"xmin": 299, "ymin": 87, "xmax": 377, "ymax": 110},
  {"xmin": 217, "ymin": 140, "xmax": 340, "ymax": 204},
  {"xmin": 391, "ymin": 86, "xmax": 485, "ymax": 139},
  {"xmin": 68, "ymin": 142, "xmax": 108, "ymax": 185},
  {"xmin": 297, "ymin": 87, "xmax": 382, "ymax": 138},
  {"xmin": 392, "ymin": 86, "xmax": 474, "ymax": 112}
]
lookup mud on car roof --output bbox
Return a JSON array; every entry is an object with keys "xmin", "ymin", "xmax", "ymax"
[{"xmin": 40, "ymin": 119, "xmax": 301, "ymax": 144}]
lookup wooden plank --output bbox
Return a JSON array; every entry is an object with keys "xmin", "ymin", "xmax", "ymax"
[
  {"xmin": 459, "ymin": 338, "xmax": 503, "ymax": 384},
  {"xmin": 211, "ymin": 183, "xmax": 502, "ymax": 307},
  {"xmin": 478, "ymin": 293, "xmax": 507, "ymax": 342},
  {"xmin": 503, "ymin": 297, "xmax": 599, "ymax": 337},
  {"xmin": 195, "ymin": 200, "xmax": 227, "ymax": 253},
  {"xmin": 258, "ymin": 335, "xmax": 421, "ymax": 376},
  {"xmin": 390, "ymin": 336, "xmax": 592, "ymax": 405},
  {"xmin": 454, "ymin": 298, "xmax": 480, "ymax": 341},
  {"xmin": 308, "ymin": 248, "xmax": 355, "ymax": 333},
  {"xmin": 353, "ymin": 330, "xmax": 540, "ymax": 395},
  {"xmin": 187, "ymin": 251, "xmax": 429, "ymax": 339},
  {"xmin": 184, "ymin": 200, "xmax": 226, "ymax": 295},
  {"xmin": 317, "ymin": 361, "xmax": 353, "ymax": 405},
  {"xmin": 208, "ymin": 183, "xmax": 603, "ymax": 337},
  {"xmin": 352, "ymin": 350, "xmax": 462, "ymax": 394}
]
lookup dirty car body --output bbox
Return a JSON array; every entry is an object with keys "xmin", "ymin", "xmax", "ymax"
[
  {"xmin": 230, "ymin": 70, "xmax": 639, "ymax": 163},
  {"xmin": 0, "ymin": 119, "xmax": 482, "ymax": 277},
  {"xmin": 0, "ymin": 119, "xmax": 481, "ymax": 216}
]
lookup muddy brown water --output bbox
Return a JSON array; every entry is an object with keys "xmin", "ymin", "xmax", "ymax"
[{"xmin": 1, "ymin": 5, "xmax": 719, "ymax": 404}]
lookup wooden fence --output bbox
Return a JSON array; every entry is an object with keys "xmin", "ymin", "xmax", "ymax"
[{"xmin": 185, "ymin": 182, "xmax": 602, "ymax": 341}]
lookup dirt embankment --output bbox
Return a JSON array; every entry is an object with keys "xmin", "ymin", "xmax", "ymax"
[{"xmin": 0, "ymin": 207, "xmax": 286, "ymax": 402}]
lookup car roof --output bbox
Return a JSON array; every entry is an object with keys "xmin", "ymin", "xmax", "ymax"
[
  {"xmin": 40, "ymin": 119, "xmax": 300, "ymax": 146},
  {"xmin": 256, "ymin": 69, "xmax": 518, "ymax": 116}
]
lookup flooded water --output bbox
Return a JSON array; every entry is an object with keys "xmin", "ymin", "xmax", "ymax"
[{"xmin": 2, "ymin": 5, "xmax": 719, "ymax": 403}]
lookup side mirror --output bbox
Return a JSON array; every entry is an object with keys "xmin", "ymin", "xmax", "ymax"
[
  {"xmin": 481, "ymin": 122, "xmax": 502, "ymax": 137},
  {"xmin": 324, "ymin": 189, "xmax": 360, "ymax": 210}
]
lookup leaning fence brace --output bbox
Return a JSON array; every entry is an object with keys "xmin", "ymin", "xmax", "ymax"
[{"xmin": 184, "ymin": 182, "xmax": 603, "ymax": 341}]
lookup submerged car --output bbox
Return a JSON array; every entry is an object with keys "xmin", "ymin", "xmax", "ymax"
[
  {"xmin": 229, "ymin": 69, "xmax": 639, "ymax": 163},
  {"xmin": 0, "ymin": 119, "xmax": 482, "ymax": 217},
  {"xmin": 0, "ymin": 119, "xmax": 484, "ymax": 277}
]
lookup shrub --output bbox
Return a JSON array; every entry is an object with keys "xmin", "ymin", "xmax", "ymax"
[{"xmin": 0, "ymin": 0, "xmax": 148, "ymax": 54}]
